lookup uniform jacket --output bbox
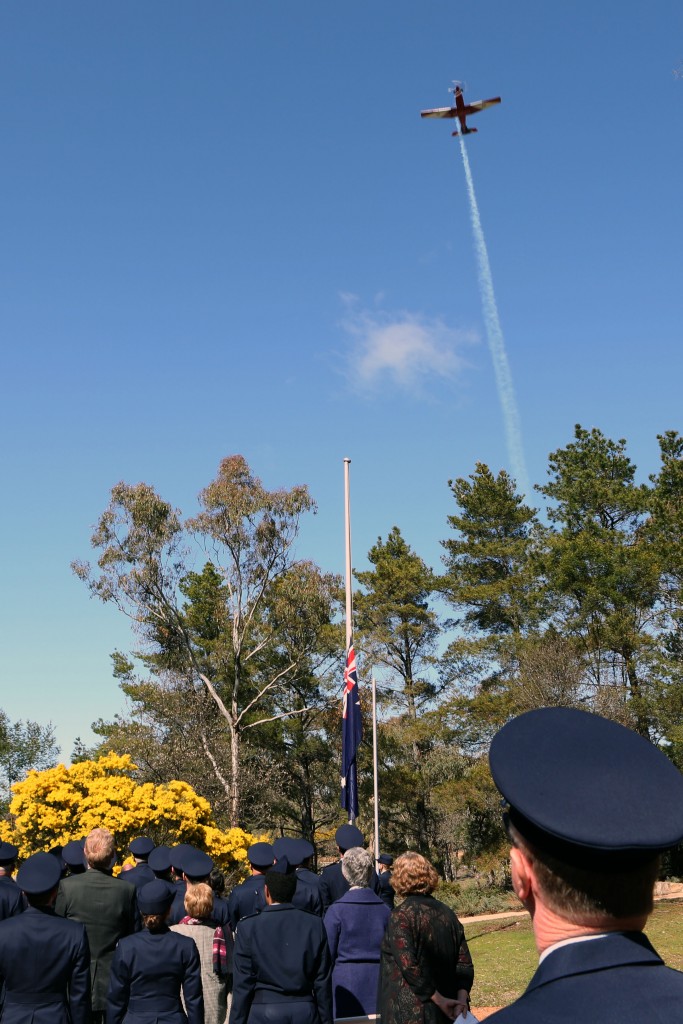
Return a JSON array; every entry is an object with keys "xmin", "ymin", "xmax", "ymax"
[
  {"xmin": 122, "ymin": 864, "xmax": 155, "ymax": 891},
  {"xmin": 228, "ymin": 876, "xmax": 267, "ymax": 931},
  {"xmin": 318, "ymin": 861, "xmax": 383, "ymax": 911},
  {"xmin": 230, "ymin": 902, "xmax": 333, "ymax": 1024},
  {"xmin": 377, "ymin": 870, "xmax": 395, "ymax": 909},
  {"xmin": 107, "ymin": 927, "xmax": 203, "ymax": 1024},
  {"xmin": 487, "ymin": 930, "xmax": 683, "ymax": 1023},
  {"xmin": 323, "ymin": 887, "xmax": 390, "ymax": 1018},
  {"xmin": 0, "ymin": 876, "xmax": 24, "ymax": 922},
  {"xmin": 293, "ymin": 871, "xmax": 323, "ymax": 917},
  {"xmin": 55, "ymin": 867, "xmax": 139, "ymax": 1011},
  {"xmin": 0, "ymin": 905, "xmax": 91, "ymax": 1024}
]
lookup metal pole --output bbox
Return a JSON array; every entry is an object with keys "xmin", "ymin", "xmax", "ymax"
[
  {"xmin": 343, "ymin": 458, "xmax": 353, "ymax": 652},
  {"xmin": 372, "ymin": 671, "xmax": 380, "ymax": 862}
]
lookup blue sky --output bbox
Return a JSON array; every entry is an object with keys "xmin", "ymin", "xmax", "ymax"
[{"xmin": 1, "ymin": 2, "xmax": 682, "ymax": 760}]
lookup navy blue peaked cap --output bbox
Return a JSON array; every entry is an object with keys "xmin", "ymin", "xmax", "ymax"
[
  {"xmin": 247, "ymin": 842, "xmax": 274, "ymax": 868},
  {"xmin": 138, "ymin": 879, "xmax": 175, "ymax": 915},
  {"xmin": 129, "ymin": 837, "xmax": 155, "ymax": 857},
  {"xmin": 0, "ymin": 842, "xmax": 18, "ymax": 865},
  {"xmin": 378, "ymin": 853, "xmax": 393, "ymax": 866},
  {"xmin": 183, "ymin": 849, "xmax": 213, "ymax": 879},
  {"xmin": 171, "ymin": 843, "xmax": 197, "ymax": 871},
  {"xmin": 273, "ymin": 837, "xmax": 313, "ymax": 865},
  {"xmin": 336, "ymin": 824, "xmax": 364, "ymax": 850},
  {"xmin": 148, "ymin": 845, "xmax": 173, "ymax": 873},
  {"xmin": 62, "ymin": 840, "xmax": 86, "ymax": 868},
  {"xmin": 17, "ymin": 852, "xmax": 61, "ymax": 895},
  {"xmin": 490, "ymin": 707, "xmax": 683, "ymax": 860}
]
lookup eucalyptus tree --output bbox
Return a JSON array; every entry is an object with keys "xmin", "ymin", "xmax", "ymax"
[{"xmin": 73, "ymin": 456, "xmax": 340, "ymax": 825}]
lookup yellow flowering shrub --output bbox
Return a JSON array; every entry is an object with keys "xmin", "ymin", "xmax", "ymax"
[{"xmin": 2, "ymin": 753, "xmax": 255, "ymax": 870}]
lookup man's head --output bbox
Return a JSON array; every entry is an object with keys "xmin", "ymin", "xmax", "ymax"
[
  {"xmin": 247, "ymin": 842, "xmax": 274, "ymax": 875},
  {"xmin": 377, "ymin": 853, "xmax": 393, "ymax": 874},
  {"xmin": 490, "ymin": 707, "xmax": 683, "ymax": 931},
  {"xmin": 17, "ymin": 852, "xmax": 62, "ymax": 908},
  {"xmin": 0, "ymin": 842, "xmax": 18, "ymax": 877},
  {"xmin": 335, "ymin": 824, "xmax": 364, "ymax": 855},
  {"xmin": 264, "ymin": 866, "xmax": 297, "ymax": 905},
  {"xmin": 84, "ymin": 828, "xmax": 117, "ymax": 871},
  {"xmin": 129, "ymin": 837, "xmax": 155, "ymax": 863}
]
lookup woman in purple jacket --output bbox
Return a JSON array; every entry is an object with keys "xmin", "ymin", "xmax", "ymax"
[{"xmin": 323, "ymin": 847, "xmax": 391, "ymax": 1018}]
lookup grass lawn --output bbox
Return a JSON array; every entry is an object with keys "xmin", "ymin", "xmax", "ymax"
[{"xmin": 464, "ymin": 900, "xmax": 683, "ymax": 1009}]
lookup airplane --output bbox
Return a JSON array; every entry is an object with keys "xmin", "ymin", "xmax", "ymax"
[{"xmin": 421, "ymin": 84, "xmax": 501, "ymax": 137}]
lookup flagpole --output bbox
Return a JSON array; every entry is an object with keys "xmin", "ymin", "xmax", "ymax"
[
  {"xmin": 343, "ymin": 458, "xmax": 354, "ymax": 824},
  {"xmin": 343, "ymin": 458, "xmax": 353, "ymax": 652},
  {"xmin": 372, "ymin": 670, "xmax": 380, "ymax": 862}
]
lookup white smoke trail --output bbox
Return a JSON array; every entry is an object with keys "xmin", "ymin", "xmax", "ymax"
[{"xmin": 458, "ymin": 137, "xmax": 530, "ymax": 496}]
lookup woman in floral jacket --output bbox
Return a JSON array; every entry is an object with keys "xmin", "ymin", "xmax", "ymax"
[{"xmin": 378, "ymin": 852, "xmax": 474, "ymax": 1024}]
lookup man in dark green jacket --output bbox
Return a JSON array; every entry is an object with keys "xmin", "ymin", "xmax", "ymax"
[{"xmin": 55, "ymin": 827, "xmax": 139, "ymax": 1024}]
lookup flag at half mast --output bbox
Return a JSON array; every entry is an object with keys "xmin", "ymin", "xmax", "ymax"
[{"xmin": 341, "ymin": 642, "xmax": 362, "ymax": 820}]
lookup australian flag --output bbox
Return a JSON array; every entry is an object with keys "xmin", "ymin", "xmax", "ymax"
[{"xmin": 341, "ymin": 643, "xmax": 362, "ymax": 819}]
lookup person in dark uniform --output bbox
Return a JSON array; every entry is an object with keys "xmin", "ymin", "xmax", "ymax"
[
  {"xmin": 168, "ymin": 848, "xmax": 230, "ymax": 928},
  {"xmin": 55, "ymin": 826, "xmax": 139, "ymax": 1024},
  {"xmin": 107, "ymin": 879, "xmax": 203, "ymax": 1024},
  {"xmin": 319, "ymin": 825, "xmax": 383, "ymax": 910},
  {"xmin": 486, "ymin": 707, "xmax": 683, "ymax": 1023},
  {"xmin": 376, "ymin": 853, "xmax": 395, "ymax": 909},
  {"xmin": 230, "ymin": 864, "xmax": 333, "ymax": 1024},
  {"xmin": 0, "ymin": 842, "xmax": 24, "ymax": 921},
  {"xmin": 273, "ymin": 839, "xmax": 323, "ymax": 916},
  {"xmin": 123, "ymin": 837, "xmax": 156, "ymax": 891},
  {"xmin": 228, "ymin": 842, "xmax": 273, "ymax": 931},
  {"xmin": 148, "ymin": 845, "xmax": 176, "ymax": 894},
  {"xmin": 62, "ymin": 839, "xmax": 87, "ymax": 876},
  {"xmin": 0, "ymin": 852, "xmax": 91, "ymax": 1024}
]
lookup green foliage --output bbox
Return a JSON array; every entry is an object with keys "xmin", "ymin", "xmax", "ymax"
[{"xmin": 0, "ymin": 710, "xmax": 60, "ymax": 811}]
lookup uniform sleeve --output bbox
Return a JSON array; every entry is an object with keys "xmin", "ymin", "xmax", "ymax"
[
  {"xmin": 106, "ymin": 943, "xmax": 131, "ymax": 1024},
  {"xmin": 312, "ymin": 923, "xmax": 333, "ymax": 1024},
  {"xmin": 384, "ymin": 910, "xmax": 434, "ymax": 1002},
  {"xmin": 230, "ymin": 922, "xmax": 256, "ymax": 1024},
  {"xmin": 68, "ymin": 925, "xmax": 92, "ymax": 1024},
  {"xmin": 319, "ymin": 869, "xmax": 332, "ymax": 912},
  {"xmin": 323, "ymin": 906, "xmax": 341, "ymax": 962},
  {"xmin": 54, "ymin": 882, "xmax": 68, "ymax": 918},
  {"xmin": 181, "ymin": 941, "xmax": 204, "ymax": 1024}
]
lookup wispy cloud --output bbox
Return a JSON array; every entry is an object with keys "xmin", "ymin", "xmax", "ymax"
[{"xmin": 339, "ymin": 299, "xmax": 477, "ymax": 393}]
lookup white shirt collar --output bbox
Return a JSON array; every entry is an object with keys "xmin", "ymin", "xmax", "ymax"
[{"xmin": 539, "ymin": 932, "xmax": 611, "ymax": 964}]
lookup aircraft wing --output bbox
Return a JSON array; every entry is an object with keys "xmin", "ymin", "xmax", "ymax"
[
  {"xmin": 420, "ymin": 106, "xmax": 457, "ymax": 119},
  {"xmin": 463, "ymin": 97, "xmax": 502, "ymax": 115}
]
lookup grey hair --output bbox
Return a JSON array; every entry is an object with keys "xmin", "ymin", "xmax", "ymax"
[{"xmin": 341, "ymin": 847, "xmax": 373, "ymax": 888}]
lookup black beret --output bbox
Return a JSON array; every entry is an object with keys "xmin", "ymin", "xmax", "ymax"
[
  {"xmin": 490, "ymin": 707, "xmax": 683, "ymax": 861},
  {"xmin": 138, "ymin": 879, "xmax": 175, "ymax": 915},
  {"xmin": 378, "ymin": 853, "xmax": 393, "ymax": 866},
  {"xmin": 129, "ymin": 837, "xmax": 155, "ymax": 857},
  {"xmin": 148, "ymin": 845, "xmax": 173, "ymax": 873},
  {"xmin": 62, "ymin": 840, "xmax": 86, "ymax": 869},
  {"xmin": 247, "ymin": 842, "xmax": 274, "ymax": 869},
  {"xmin": 17, "ymin": 852, "xmax": 61, "ymax": 895},
  {"xmin": 336, "ymin": 824, "xmax": 364, "ymax": 850},
  {"xmin": 182, "ymin": 849, "xmax": 213, "ymax": 880},
  {"xmin": 0, "ymin": 841, "xmax": 18, "ymax": 866}
]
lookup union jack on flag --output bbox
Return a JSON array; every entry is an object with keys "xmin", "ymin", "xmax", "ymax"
[{"xmin": 341, "ymin": 643, "xmax": 362, "ymax": 819}]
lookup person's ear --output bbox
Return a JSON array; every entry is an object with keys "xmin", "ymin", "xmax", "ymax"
[{"xmin": 509, "ymin": 845, "xmax": 534, "ymax": 905}]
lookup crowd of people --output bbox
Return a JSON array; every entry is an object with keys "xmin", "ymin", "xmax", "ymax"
[{"xmin": 2, "ymin": 707, "xmax": 683, "ymax": 1024}]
